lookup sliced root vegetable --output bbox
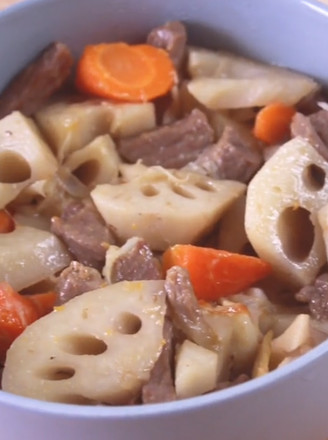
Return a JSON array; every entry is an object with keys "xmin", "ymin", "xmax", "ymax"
[
  {"xmin": 253, "ymin": 102, "xmax": 296, "ymax": 145},
  {"xmin": 252, "ymin": 330, "xmax": 273, "ymax": 378},
  {"xmin": 75, "ymin": 42, "xmax": 177, "ymax": 102},
  {"xmin": 162, "ymin": 245, "xmax": 272, "ymax": 301},
  {"xmin": 245, "ymin": 136, "xmax": 328, "ymax": 287},
  {"xmin": 2, "ymin": 280, "xmax": 166, "ymax": 405}
]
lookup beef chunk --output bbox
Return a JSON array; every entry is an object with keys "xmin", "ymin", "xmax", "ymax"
[
  {"xmin": 0, "ymin": 42, "xmax": 73, "ymax": 118},
  {"xmin": 109, "ymin": 237, "xmax": 162, "ymax": 283},
  {"xmin": 185, "ymin": 125, "xmax": 263, "ymax": 183},
  {"xmin": 295, "ymin": 273, "xmax": 328, "ymax": 321},
  {"xmin": 56, "ymin": 261, "xmax": 104, "ymax": 305},
  {"xmin": 118, "ymin": 109, "xmax": 214, "ymax": 168},
  {"xmin": 142, "ymin": 317, "xmax": 176, "ymax": 403},
  {"xmin": 164, "ymin": 266, "xmax": 219, "ymax": 351},
  {"xmin": 147, "ymin": 21, "xmax": 187, "ymax": 70},
  {"xmin": 51, "ymin": 200, "xmax": 116, "ymax": 270},
  {"xmin": 291, "ymin": 110, "xmax": 328, "ymax": 161}
]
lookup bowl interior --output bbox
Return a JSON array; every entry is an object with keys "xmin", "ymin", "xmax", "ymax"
[{"xmin": 1, "ymin": 0, "xmax": 328, "ymax": 420}]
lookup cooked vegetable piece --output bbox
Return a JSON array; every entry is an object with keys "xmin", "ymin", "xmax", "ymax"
[
  {"xmin": 175, "ymin": 339, "xmax": 219, "ymax": 398},
  {"xmin": 0, "ymin": 282, "xmax": 38, "ymax": 363},
  {"xmin": 75, "ymin": 42, "xmax": 176, "ymax": 102},
  {"xmin": 0, "ymin": 226, "xmax": 71, "ymax": 291},
  {"xmin": 91, "ymin": 166, "xmax": 245, "ymax": 251},
  {"xmin": 203, "ymin": 301, "xmax": 260, "ymax": 376},
  {"xmin": 108, "ymin": 102, "xmax": 156, "ymax": 138},
  {"xmin": 187, "ymin": 48, "xmax": 318, "ymax": 109},
  {"xmin": 0, "ymin": 111, "xmax": 58, "ymax": 208},
  {"xmin": 245, "ymin": 136, "xmax": 328, "ymax": 287},
  {"xmin": 0, "ymin": 209, "xmax": 15, "ymax": 233},
  {"xmin": 3, "ymin": 280, "xmax": 166, "ymax": 405},
  {"xmin": 253, "ymin": 102, "xmax": 296, "ymax": 145},
  {"xmin": 270, "ymin": 314, "xmax": 312, "ymax": 366},
  {"xmin": 35, "ymin": 100, "xmax": 113, "ymax": 161},
  {"xmin": 187, "ymin": 77, "xmax": 317, "ymax": 110},
  {"xmin": 64, "ymin": 134, "xmax": 121, "ymax": 188},
  {"xmin": 252, "ymin": 330, "xmax": 273, "ymax": 378},
  {"xmin": 162, "ymin": 245, "xmax": 271, "ymax": 301},
  {"xmin": 36, "ymin": 100, "xmax": 156, "ymax": 161}
]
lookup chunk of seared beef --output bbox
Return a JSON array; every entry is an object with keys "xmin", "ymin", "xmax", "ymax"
[
  {"xmin": 185, "ymin": 125, "xmax": 263, "ymax": 183},
  {"xmin": 147, "ymin": 21, "xmax": 187, "ymax": 71},
  {"xmin": 118, "ymin": 109, "xmax": 214, "ymax": 168},
  {"xmin": 142, "ymin": 317, "xmax": 176, "ymax": 403},
  {"xmin": 164, "ymin": 266, "xmax": 219, "ymax": 351},
  {"xmin": 291, "ymin": 110, "xmax": 328, "ymax": 161},
  {"xmin": 0, "ymin": 42, "xmax": 73, "ymax": 118},
  {"xmin": 56, "ymin": 261, "xmax": 104, "ymax": 305},
  {"xmin": 51, "ymin": 200, "xmax": 116, "ymax": 270},
  {"xmin": 295, "ymin": 273, "xmax": 328, "ymax": 321},
  {"xmin": 108, "ymin": 237, "xmax": 162, "ymax": 283}
]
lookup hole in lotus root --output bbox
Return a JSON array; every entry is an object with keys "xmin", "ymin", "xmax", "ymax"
[
  {"xmin": 140, "ymin": 184, "xmax": 159, "ymax": 197},
  {"xmin": 302, "ymin": 164, "xmax": 325, "ymax": 191},
  {"xmin": 278, "ymin": 206, "xmax": 314, "ymax": 262},
  {"xmin": 0, "ymin": 151, "xmax": 31, "ymax": 183},
  {"xmin": 38, "ymin": 366, "xmax": 75, "ymax": 381},
  {"xmin": 59, "ymin": 334, "xmax": 107, "ymax": 355},
  {"xmin": 73, "ymin": 159, "xmax": 100, "ymax": 186},
  {"xmin": 193, "ymin": 180, "xmax": 216, "ymax": 192},
  {"xmin": 114, "ymin": 312, "xmax": 142, "ymax": 335},
  {"xmin": 171, "ymin": 183, "xmax": 195, "ymax": 199}
]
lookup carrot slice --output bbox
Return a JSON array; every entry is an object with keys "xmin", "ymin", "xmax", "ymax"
[
  {"xmin": 26, "ymin": 291, "xmax": 57, "ymax": 317},
  {"xmin": 0, "ymin": 209, "xmax": 15, "ymax": 233},
  {"xmin": 0, "ymin": 282, "xmax": 38, "ymax": 363},
  {"xmin": 75, "ymin": 42, "xmax": 176, "ymax": 102},
  {"xmin": 162, "ymin": 245, "xmax": 272, "ymax": 301},
  {"xmin": 253, "ymin": 102, "xmax": 296, "ymax": 145}
]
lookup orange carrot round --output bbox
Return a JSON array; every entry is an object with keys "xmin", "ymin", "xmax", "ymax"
[
  {"xmin": 75, "ymin": 42, "xmax": 177, "ymax": 102},
  {"xmin": 162, "ymin": 245, "xmax": 272, "ymax": 301},
  {"xmin": 253, "ymin": 102, "xmax": 296, "ymax": 145},
  {"xmin": 0, "ymin": 209, "xmax": 15, "ymax": 233},
  {"xmin": 0, "ymin": 282, "xmax": 38, "ymax": 362}
]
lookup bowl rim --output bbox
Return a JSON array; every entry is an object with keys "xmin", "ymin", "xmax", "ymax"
[
  {"xmin": 1, "ymin": 338, "xmax": 328, "ymax": 417},
  {"xmin": 1, "ymin": 0, "xmax": 328, "ymax": 418}
]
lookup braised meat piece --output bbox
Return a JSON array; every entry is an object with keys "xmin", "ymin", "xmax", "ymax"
[
  {"xmin": 55, "ymin": 261, "xmax": 104, "ymax": 305},
  {"xmin": 0, "ymin": 42, "xmax": 73, "ymax": 118},
  {"xmin": 109, "ymin": 237, "xmax": 162, "ymax": 283},
  {"xmin": 164, "ymin": 266, "xmax": 219, "ymax": 351},
  {"xmin": 118, "ymin": 109, "xmax": 214, "ymax": 168},
  {"xmin": 147, "ymin": 21, "xmax": 187, "ymax": 70},
  {"xmin": 185, "ymin": 125, "xmax": 263, "ymax": 183},
  {"xmin": 142, "ymin": 317, "xmax": 176, "ymax": 403},
  {"xmin": 291, "ymin": 110, "xmax": 328, "ymax": 161},
  {"xmin": 295, "ymin": 273, "xmax": 328, "ymax": 321},
  {"xmin": 51, "ymin": 200, "xmax": 116, "ymax": 270}
]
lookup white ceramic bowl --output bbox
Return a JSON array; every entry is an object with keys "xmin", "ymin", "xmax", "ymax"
[{"xmin": 1, "ymin": 0, "xmax": 328, "ymax": 439}]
